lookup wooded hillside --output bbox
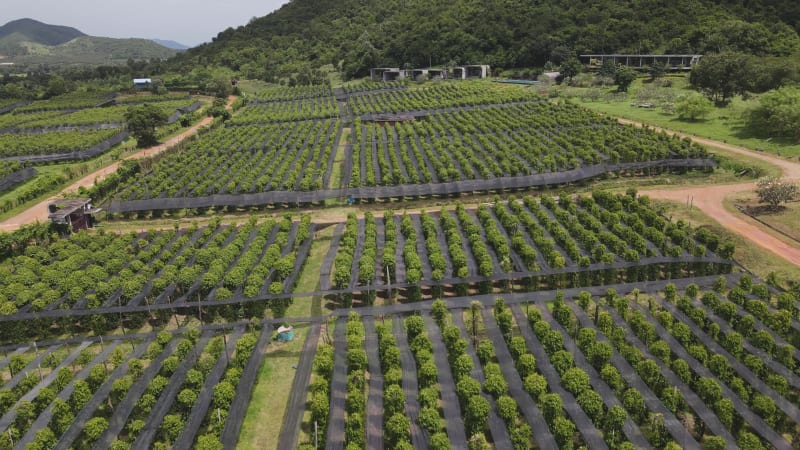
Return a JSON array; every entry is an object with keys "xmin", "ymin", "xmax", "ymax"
[{"xmin": 170, "ymin": 0, "xmax": 800, "ymax": 80}]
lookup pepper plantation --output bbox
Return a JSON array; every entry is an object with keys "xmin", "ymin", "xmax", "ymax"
[{"xmin": 0, "ymin": 80, "xmax": 798, "ymax": 450}]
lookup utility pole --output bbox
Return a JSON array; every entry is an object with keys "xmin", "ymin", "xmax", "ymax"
[
  {"xmin": 386, "ymin": 265, "xmax": 392, "ymax": 304},
  {"xmin": 222, "ymin": 331, "xmax": 229, "ymax": 362},
  {"xmin": 34, "ymin": 341, "xmax": 43, "ymax": 381}
]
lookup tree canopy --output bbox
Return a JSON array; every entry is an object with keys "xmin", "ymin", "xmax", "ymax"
[
  {"xmin": 676, "ymin": 93, "xmax": 714, "ymax": 121},
  {"xmin": 125, "ymin": 103, "xmax": 169, "ymax": 147},
  {"xmin": 746, "ymin": 86, "xmax": 800, "ymax": 140},
  {"xmin": 756, "ymin": 177, "xmax": 799, "ymax": 208}
]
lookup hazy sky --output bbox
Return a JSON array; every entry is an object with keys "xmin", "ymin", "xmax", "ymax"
[{"xmin": 4, "ymin": 0, "xmax": 289, "ymax": 46}]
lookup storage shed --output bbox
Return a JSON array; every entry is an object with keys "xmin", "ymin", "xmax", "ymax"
[
  {"xmin": 48, "ymin": 198, "xmax": 100, "ymax": 232},
  {"xmin": 133, "ymin": 78, "xmax": 152, "ymax": 89}
]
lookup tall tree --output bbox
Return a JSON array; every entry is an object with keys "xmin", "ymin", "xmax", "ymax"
[
  {"xmin": 125, "ymin": 103, "xmax": 169, "ymax": 147},
  {"xmin": 689, "ymin": 53, "xmax": 753, "ymax": 104},
  {"xmin": 614, "ymin": 65, "xmax": 637, "ymax": 92},
  {"xmin": 746, "ymin": 86, "xmax": 800, "ymax": 140},
  {"xmin": 756, "ymin": 177, "xmax": 799, "ymax": 208},
  {"xmin": 676, "ymin": 93, "xmax": 714, "ymax": 120}
]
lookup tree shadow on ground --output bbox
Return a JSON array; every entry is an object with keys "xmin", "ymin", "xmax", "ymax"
[
  {"xmin": 743, "ymin": 204, "xmax": 787, "ymax": 216},
  {"xmin": 731, "ymin": 122, "xmax": 798, "ymax": 148}
]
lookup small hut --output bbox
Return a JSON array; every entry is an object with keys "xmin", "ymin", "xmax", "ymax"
[{"xmin": 48, "ymin": 198, "xmax": 100, "ymax": 233}]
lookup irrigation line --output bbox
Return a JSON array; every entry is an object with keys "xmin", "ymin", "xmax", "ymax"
[{"xmin": 0, "ymin": 168, "xmax": 36, "ymax": 192}]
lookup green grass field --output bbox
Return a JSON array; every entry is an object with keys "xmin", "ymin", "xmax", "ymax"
[
  {"xmin": 329, "ymin": 127, "xmax": 350, "ymax": 190},
  {"xmin": 725, "ymin": 190, "xmax": 800, "ymax": 243},
  {"xmin": 237, "ymin": 323, "xmax": 310, "ymax": 450},
  {"xmin": 561, "ymin": 77, "xmax": 800, "ymax": 158}
]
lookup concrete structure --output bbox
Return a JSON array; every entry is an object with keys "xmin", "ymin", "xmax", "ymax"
[
  {"xmin": 456, "ymin": 65, "xmax": 490, "ymax": 79},
  {"xmin": 369, "ymin": 68, "xmax": 404, "ymax": 82},
  {"xmin": 133, "ymin": 78, "xmax": 152, "ymax": 89},
  {"xmin": 580, "ymin": 54, "xmax": 702, "ymax": 70},
  {"xmin": 542, "ymin": 71, "xmax": 561, "ymax": 80},
  {"xmin": 428, "ymin": 68, "xmax": 445, "ymax": 79},
  {"xmin": 409, "ymin": 68, "xmax": 447, "ymax": 80},
  {"xmin": 371, "ymin": 64, "xmax": 491, "ymax": 81},
  {"xmin": 48, "ymin": 198, "xmax": 100, "ymax": 232}
]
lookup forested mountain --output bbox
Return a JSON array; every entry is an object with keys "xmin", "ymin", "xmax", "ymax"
[
  {"xmin": 0, "ymin": 18, "xmax": 85, "ymax": 47},
  {"xmin": 9, "ymin": 37, "xmax": 177, "ymax": 65},
  {"xmin": 0, "ymin": 19, "xmax": 177, "ymax": 65},
  {"xmin": 170, "ymin": 0, "xmax": 800, "ymax": 80}
]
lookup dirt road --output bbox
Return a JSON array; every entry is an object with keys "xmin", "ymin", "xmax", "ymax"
[
  {"xmin": 617, "ymin": 118, "xmax": 800, "ymax": 179},
  {"xmin": 619, "ymin": 118, "xmax": 800, "ymax": 266},
  {"xmin": 640, "ymin": 182, "xmax": 800, "ymax": 266},
  {"xmin": 0, "ymin": 96, "xmax": 236, "ymax": 232}
]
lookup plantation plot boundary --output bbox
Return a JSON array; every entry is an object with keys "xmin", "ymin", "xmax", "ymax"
[
  {"xmin": 2, "ymin": 270, "xmax": 796, "ymax": 449},
  {"xmin": 0, "ymin": 167, "xmax": 37, "ymax": 192},
  {"xmin": 107, "ymin": 158, "xmax": 716, "ymax": 213},
  {"xmin": 324, "ymin": 194, "xmax": 733, "ymax": 305},
  {"xmin": 0, "ymin": 216, "xmax": 314, "ymax": 329},
  {"xmin": 164, "ymin": 101, "xmax": 203, "ymax": 125},
  {"xmin": 0, "ymin": 99, "xmax": 200, "ymax": 162},
  {"xmin": 99, "ymin": 82, "xmax": 721, "ymax": 213},
  {"xmin": 0, "ymin": 321, "xmax": 278, "ymax": 450},
  {"xmin": 0, "ymin": 122, "xmax": 125, "ymax": 135},
  {"xmin": 272, "ymin": 271, "xmax": 800, "ymax": 450},
  {"xmin": 110, "ymin": 118, "xmax": 343, "ymax": 202},
  {"xmin": 0, "ymin": 101, "xmax": 31, "ymax": 115},
  {"xmin": 2, "ymin": 131, "xmax": 130, "ymax": 163},
  {"xmin": 0, "ymin": 255, "xmax": 732, "ymax": 325},
  {"xmin": 0, "ymin": 193, "xmax": 736, "ymax": 327}
]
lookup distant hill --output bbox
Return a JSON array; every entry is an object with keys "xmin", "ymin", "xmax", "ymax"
[
  {"xmin": 152, "ymin": 39, "xmax": 189, "ymax": 50},
  {"xmin": 0, "ymin": 19, "xmax": 178, "ymax": 64},
  {"xmin": 0, "ymin": 18, "xmax": 84, "ymax": 47},
  {"xmin": 170, "ymin": 0, "xmax": 800, "ymax": 80},
  {"xmin": 9, "ymin": 36, "xmax": 177, "ymax": 64}
]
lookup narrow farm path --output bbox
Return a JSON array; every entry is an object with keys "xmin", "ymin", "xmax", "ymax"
[
  {"xmin": 422, "ymin": 313, "xmax": 468, "ymax": 449},
  {"xmin": 276, "ymin": 322, "xmax": 322, "ymax": 450},
  {"xmin": 449, "ymin": 310, "xmax": 514, "ymax": 448},
  {"xmin": 393, "ymin": 315, "xmax": 428, "ymax": 450},
  {"xmin": 0, "ymin": 96, "xmax": 237, "ymax": 232},
  {"xmin": 618, "ymin": 118, "xmax": 800, "ymax": 267}
]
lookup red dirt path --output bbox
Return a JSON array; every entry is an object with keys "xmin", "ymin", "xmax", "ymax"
[
  {"xmin": 618, "ymin": 119, "xmax": 800, "ymax": 266},
  {"xmin": 0, "ymin": 96, "xmax": 236, "ymax": 232}
]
